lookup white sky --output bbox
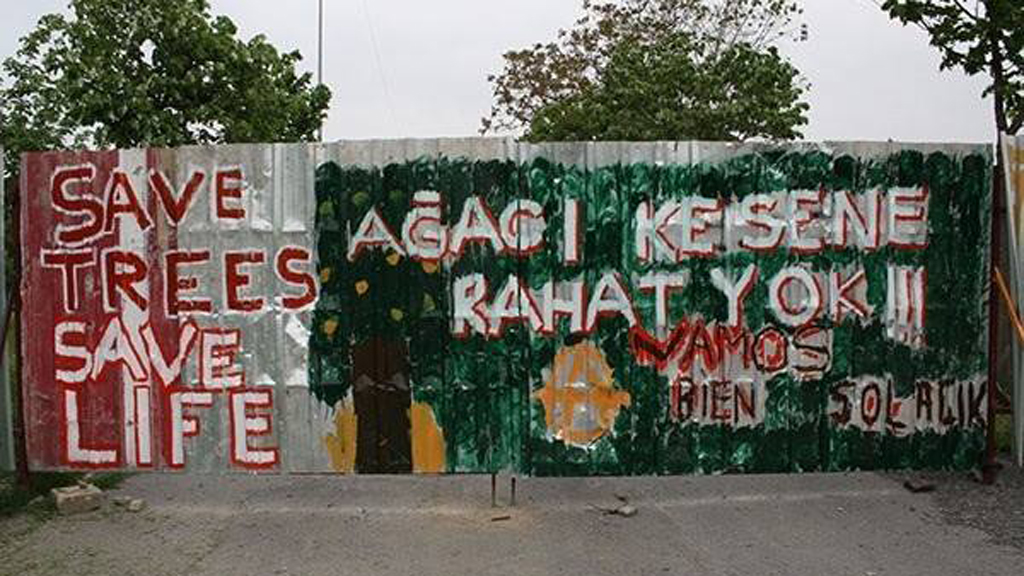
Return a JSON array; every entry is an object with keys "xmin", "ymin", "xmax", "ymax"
[{"xmin": 0, "ymin": 0, "xmax": 997, "ymax": 144}]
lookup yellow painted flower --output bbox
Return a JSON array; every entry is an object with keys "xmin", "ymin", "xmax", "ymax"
[
  {"xmin": 390, "ymin": 308, "xmax": 404, "ymax": 322},
  {"xmin": 322, "ymin": 317, "xmax": 339, "ymax": 337},
  {"xmin": 421, "ymin": 261, "xmax": 438, "ymax": 274},
  {"xmin": 355, "ymin": 280, "xmax": 369, "ymax": 295},
  {"xmin": 386, "ymin": 251, "xmax": 401, "ymax": 266},
  {"xmin": 320, "ymin": 268, "xmax": 332, "ymax": 284}
]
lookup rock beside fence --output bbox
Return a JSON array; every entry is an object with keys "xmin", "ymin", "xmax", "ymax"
[{"xmin": 52, "ymin": 483, "xmax": 103, "ymax": 515}]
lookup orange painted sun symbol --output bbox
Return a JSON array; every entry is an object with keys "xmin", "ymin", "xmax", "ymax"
[{"xmin": 533, "ymin": 341, "xmax": 631, "ymax": 446}]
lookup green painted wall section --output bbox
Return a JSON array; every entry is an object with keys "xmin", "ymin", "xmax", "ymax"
[{"xmin": 308, "ymin": 143, "xmax": 991, "ymax": 476}]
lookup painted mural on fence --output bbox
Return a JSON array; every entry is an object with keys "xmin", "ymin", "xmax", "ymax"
[{"xmin": 19, "ymin": 140, "xmax": 991, "ymax": 474}]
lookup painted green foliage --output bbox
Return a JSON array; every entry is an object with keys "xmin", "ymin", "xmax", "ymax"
[{"xmin": 309, "ymin": 147, "xmax": 991, "ymax": 475}]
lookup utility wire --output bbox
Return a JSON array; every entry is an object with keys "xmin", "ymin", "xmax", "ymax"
[
  {"xmin": 848, "ymin": 0, "xmax": 930, "ymax": 34},
  {"xmin": 359, "ymin": 0, "xmax": 400, "ymax": 134}
]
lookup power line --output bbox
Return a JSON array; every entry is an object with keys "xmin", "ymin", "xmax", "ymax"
[
  {"xmin": 847, "ymin": 0, "xmax": 930, "ymax": 34},
  {"xmin": 359, "ymin": 0, "xmax": 400, "ymax": 134}
]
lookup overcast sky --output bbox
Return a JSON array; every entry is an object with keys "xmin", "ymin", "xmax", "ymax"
[{"xmin": 0, "ymin": 0, "xmax": 996, "ymax": 143}]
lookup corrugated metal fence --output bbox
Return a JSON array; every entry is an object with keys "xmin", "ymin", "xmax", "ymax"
[
  {"xmin": 1001, "ymin": 134, "xmax": 1024, "ymax": 468},
  {"xmin": 0, "ymin": 145, "xmax": 15, "ymax": 473},
  {"xmin": 4, "ymin": 139, "xmax": 994, "ymax": 475}
]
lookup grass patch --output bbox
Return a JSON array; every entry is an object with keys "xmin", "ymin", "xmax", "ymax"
[{"xmin": 0, "ymin": 472, "xmax": 130, "ymax": 518}]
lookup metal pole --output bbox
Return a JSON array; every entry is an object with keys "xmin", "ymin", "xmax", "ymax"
[
  {"xmin": 4, "ymin": 172, "xmax": 29, "ymax": 490},
  {"xmin": 984, "ymin": 147, "xmax": 1003, "ymax": 484},
  {"xmin": 6, "ymin": 287, "xmax": 28, "ymax": 490},
  {"xmin": 317, "ymin": 0, "xmax": 324, "ymax": 142}
]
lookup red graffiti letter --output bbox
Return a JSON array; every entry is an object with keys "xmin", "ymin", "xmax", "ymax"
[
  {"xmin": 103, "ymin": 249, "xmax": 148, "ymax": 311},
  {"xmin": 276, "ymin": 247, "xmax": 317, "ymax": 310},
  {"xmin": 225, "ymin": 250, "xmax": 265, "ymax": 312},
  {"xmin": 41, "ymin": 249, "xmax": 93, "ymax": 312},
  {"xmin": 52, "ymin": 165, "xmax": 103, "ymax": 245},
  {"xmin": 103, "ymin": 169, "xmax": 153, "ymax": 232},
  {"xmin": 150, "ymin": 169, "xmax": 204, "ymax": 225},
  {"xmin": 215, "ymin": 168, "xmax": 245, "ymax": 220},
  {"xmin": 165, "ymin": 250, "xmax": 213, "ymax": 315}
]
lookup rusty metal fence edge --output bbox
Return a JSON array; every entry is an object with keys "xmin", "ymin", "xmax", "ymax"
[{"xmin": 0, "ymin": 145, "xmax": 13, "ymax": 472}]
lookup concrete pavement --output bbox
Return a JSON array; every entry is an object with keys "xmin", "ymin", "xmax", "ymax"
[{"xmin": 1, "ymin": 471, "xmax": 1021, "ymax": 576}]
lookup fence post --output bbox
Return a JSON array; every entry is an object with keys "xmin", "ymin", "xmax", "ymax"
[
  {"xmin": 985, "ymin": 143, "xmax": 1002, "ymax": 484},
  {"xmin": 4, "ymin": 154, "xmax": 30, "ymax": 489},
  {"xmin": 0, "ymin": 147, "xmax": 11, "ymax": 474}
]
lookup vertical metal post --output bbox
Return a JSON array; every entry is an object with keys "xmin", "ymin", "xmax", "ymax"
[
  {"xmin": 6, "ymin": 162, "xmax": 29, "ymax": 489},
  {"xmin": 985, "ymin": 145, "xmax": 1003, "ymax": 484},
  {"xmin": 317, "ymin": 0, "xmax": 324, "ymax": 142},
  {"xmin": 510, "ymin": 476, "xmax": 516, "ymax": 507},
  {"xmin": 0, "ymin": 147, "xmax": 10, "ymax": 474},
  {"xmin": 490, "ymin": 473, "xmax": 496, "ymax": 508}
]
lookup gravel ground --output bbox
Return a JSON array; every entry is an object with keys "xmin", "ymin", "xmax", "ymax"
[{"xmin": 890, "ymin": 459, "xmax": 1024, "ymax": 552}]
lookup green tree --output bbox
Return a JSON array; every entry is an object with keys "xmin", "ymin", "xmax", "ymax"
[
  {"xmin": 881, "ymin": 0, "xmax": 1024, "ymax": 135},
  {"xmin": 0, "ymin": 0, "xmax": 331, "ymax": 178},
  {"xmin": 482, "ymin": 0, "xmax": 809, "ymax": 141}
]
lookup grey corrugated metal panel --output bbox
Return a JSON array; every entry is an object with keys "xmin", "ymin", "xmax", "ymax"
[
  {"xmin": 589, "ymin": 141, "xmax": 675, "ymax": 168},
  {"xmin": 329, "ymin": 139, "xmax": 383, "ymax": 167},
  {"xmin": 282, "ymin": 388, "xmax": 335, "ymax": 473},
  {"xmin": 586, "ymin": 141, "xmax": 626, "ymax": 170},
  {"xmin": 318, "ymin": 137, "xmax": 514, "ymax": 166},
  {"xmin": 371, "ymin": 138, "xmax": 437, "ymax": 166},
  {"xmin": 649, "ymin": 141, "xmax": 689, "ymax": 166},
  {"xmin": 436, "ymin": 137, "xmax": 515, "ymax": 162},
  {"xmin": 331, "ymin": 138, "xmax": 437, "ymax": 166},
  {"xmin": 1016, "ymin": 135, "xmax": 1024, "ymax": 468},
  {"xmin": 319, "ymin": 139, "xmax": 394, "ymax": 167},
  {"xmin": 687, "ymin": 140, "xmax": 797, "ymax": 164},
  {"xmin": 272, "ymin": 144, "xmax": 326, "ymax": 473},
  {"xmin": 516, "ymin": 141, "xmax": 587, "ymax": 168},
  {"xmin": 822, "ymin": 140, "xmax": 992, "ymax": 160},
  {"xmin": 0, "ymin": 145, "xmax": 12, "ymax": 472},
  {"xmin": 1006, "ymin": 134, "xmax": 1024, "ymax": 468},
  {"xmin": 166, "ymin": 144, "xmax": 317, "ymax": 473},
  {"xmin": 310, "ymin": 138, "xmax": 997, "ymax": 169},
  {"xmin": 0, "ymin": 329, "xmax": 13, "ymax": 473}
]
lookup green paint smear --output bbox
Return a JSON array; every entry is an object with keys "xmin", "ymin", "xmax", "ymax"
[{"xmin": 308, "ymin": 148, "xmax": 991, "ymax": 476}]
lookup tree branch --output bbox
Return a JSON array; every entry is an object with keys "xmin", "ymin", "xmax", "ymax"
[
  {"xmin": 1011, "ymin": 115, "xmax": 1023, "ymax": 135},
  {"xmin": 949, "ymin": 0, "xmax": 980, "ymax": 22}
]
